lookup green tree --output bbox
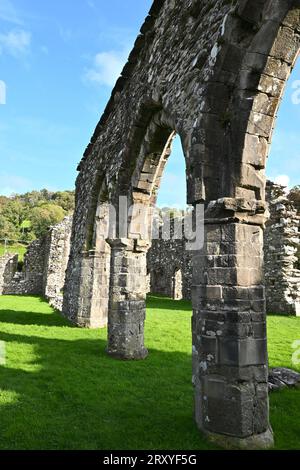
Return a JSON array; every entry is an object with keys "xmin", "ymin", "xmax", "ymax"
[
  {"xmin": 2, "ymin": 199, "xmax": 27, "ymax": 228},
  {"xmin": 52, "ymin": 191, "xmax": 75, "ymax": 212},
  {"xmin": 30, "ymin": 204, "xmax": 66, "ymax": 237},
  {"xmin": 0, "ymin": 214, "xmax": 19, "ymax": 241},
  {"xmin": 0, "ymin": 188, "xmax": 73, "ymax": 242}
]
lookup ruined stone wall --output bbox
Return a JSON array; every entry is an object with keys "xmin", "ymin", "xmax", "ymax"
[
  {"xmin": 147, "ymin": 217, "xmax": 192, "ymax": 300},
  {"xmin": 0, "ymin": 254, "xmax": 18, "ymax": 295},
  {"xmin": 0, "ymin": 188, "xmax": 298, "ymax": 313},
  {"xmin": 3, "ymin": 237, "xmax": 47, "ymax": 295},
  {"xmin": 43, "ymin": 216, "xmax": 73, "ymax": 310},
  {"xmin": 0, "ymin": 216, "xmax": 72, "ymax": 307},
  {"xmin": 148, "ymin": 183, "xmax": 300, "ymax": 315},
  {"xmin": 264, "ymin": 181, "xmax": 300, "ymax": 315}
]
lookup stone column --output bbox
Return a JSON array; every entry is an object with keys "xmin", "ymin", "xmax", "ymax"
[
  {"xmin": 192, "ymin": 221, "xmax": 273, "ymax": 449},
  {"xmin": 107, "ymin": 238, "xmax": 149, "ymax": 360},
  {"xmin": 77, "ymin": 241, "xmax": 110, "ymax": 328}
]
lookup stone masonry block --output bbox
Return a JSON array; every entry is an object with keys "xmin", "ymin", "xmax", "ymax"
[
  {"xmin": 218, "ymin": 337, "xmax": 267, "ymax": 366},
  {"xmin": 243, "ymin": 133, "xmax": 269, "ymax": 169},
  {"xmin": 202, "ymin": 377, "xmax": 256, "ymax": 437}
]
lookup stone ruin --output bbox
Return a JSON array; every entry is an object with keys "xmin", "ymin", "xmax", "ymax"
[
  {"xmin": 0, "ymin": 216, "xmax": 72, "ymax": 309},
  {"xmin": 147, "ymin": 215, "xmax": 193, "ymax": 300},
  {"xmin": 148, "ymin": 181, "xmax": 300, "ymax": 316},
  {"xmin": 60, "ymin": 0, "xmax": 300, "ymax": 448},
  {"xmin": 2, "ymin": 0, "xmax": 300, "ymax": 449},
  {"xmin": 1, "ymin": 182, "xmax": 298, "ymax": 317},
  {"xmin": 265, "ymin": 181, "xmax": 300, "ymax": 315}
]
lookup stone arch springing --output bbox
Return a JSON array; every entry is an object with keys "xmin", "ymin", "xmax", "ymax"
[{"xmin": 114, "ymin": 107, "xmax": 189, "ymax": 243}]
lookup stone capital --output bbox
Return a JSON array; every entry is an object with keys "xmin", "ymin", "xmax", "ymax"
[
  {"xmin": 204, "ymin": 198, "xmax": 268, "ymax": 226},
  {"xmin": 106, "ymin": 238, "xmax": 135, "ymax": 250}
]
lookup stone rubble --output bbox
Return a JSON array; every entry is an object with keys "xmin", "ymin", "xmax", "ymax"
[{"xmin": 268, "ymin": 368, "xmax": 300, "ymax": 392}]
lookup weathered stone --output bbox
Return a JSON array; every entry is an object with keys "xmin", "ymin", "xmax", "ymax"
[
  {"xmin": 106, "ymin": 238, "xmax": 149, "ymax": 360},
  {"xmin": 0, "ymin": 217, "xmax": 72, "ymax": 306},
  {"xmin": 59, "ymin": 0, "xmax": 300, "ymax": 448},
  {"xmin": 264, "ymin": 181, "xmax": 300, "ymax": 315},
  {"xmin": 0, "ymin": 253, "xmax": 18, "ymax": 294},
  {"xmin": 268, "ymin": 367, "xmax": 300, "ymax": 392},
  {"xmin": 148, "ymin": 181, "xmax": 300, "ymax": 317}
]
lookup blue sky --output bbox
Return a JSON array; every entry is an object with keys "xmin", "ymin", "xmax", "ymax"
[{"xmin": 0, "ymin": 0, "xmax": 299, "ymax": 207}]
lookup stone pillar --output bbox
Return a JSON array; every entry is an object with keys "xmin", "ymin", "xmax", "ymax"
[
  {"xmin": 192, "ymin": 222, "xmax": 273, "ymax": 449},
  {"xmin": 107, "ymin": 238, "xmax": 149, "ymax": 360},
  {"xmin": 77, "ymin": 241, "xmax": 110, "ymax": 328},
  {"xmin": 173, "ymin": 269, "xmax": 183, "ymax": 300}
]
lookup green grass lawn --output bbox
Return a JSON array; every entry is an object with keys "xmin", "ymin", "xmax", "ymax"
[
  {"xmin": 0, "ymin": 244, "xmax": 27, "ymax": 261},
  {"xmin": 0, "ymin": 294, "xmax": 299, "ymax": 450}
]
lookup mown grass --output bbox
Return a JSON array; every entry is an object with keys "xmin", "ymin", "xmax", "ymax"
[
  {"xmin": 0, "ymin": 244, "xmax": 27, "ymax": 261},
  {"xmin": 0, "ymin": 295, "xmax": 299, "ymax": 450}
]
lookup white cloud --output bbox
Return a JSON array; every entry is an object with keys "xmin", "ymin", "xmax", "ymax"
[
  {"xmin": 0, "ymin": 173, "xmax": 32, "ymax": 196},
  {"xmin": 84, "ymin": 50, "xmax": 128, "ymax": 87},
  {"xmin": 0, "ymin": 0, "xmax": 23, "ymax": 25},
  {"xmin": 0, "ymin": 29, "xmax": 31, "ymax": 57},
  {"xmin": 273, "ymin": 174, "xmax": 290, "ymax": 189}
]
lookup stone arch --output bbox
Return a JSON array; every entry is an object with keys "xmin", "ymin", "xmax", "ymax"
[
  {"xmin": 105, "ymin": 108, "xmax": 190, "ymax": 360},
  {"xmin": 63, "ymin": 0, "xmax": 300, "ymax": 448},
  {"xmin": 62, "ymin": 175, "xmax": 111, "ymax": 328}
]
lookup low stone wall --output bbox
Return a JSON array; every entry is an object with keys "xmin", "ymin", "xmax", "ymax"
[
  {"xmin": 0, "ymin": 216, "xmax": 72, "ymax": 309},
  {"xmin": 0, "ymin": 184, "xmax": 299, "ymax": 316},
  {"xmin": 5, "ymin": 238, "xmax": 47, "ymax": 295}
]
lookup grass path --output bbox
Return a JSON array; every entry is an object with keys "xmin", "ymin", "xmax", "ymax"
[{"xmin": 0, "ymin": 295, "xmax": 299, "ymax": 450}]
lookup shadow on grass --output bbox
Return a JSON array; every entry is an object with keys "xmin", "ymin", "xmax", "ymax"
[
  {"xmin": 0, "ymin": 309, "xmax": 71, "ymax": 327},
  {"xmin": 0, "ymin": 299, "xmax": 299, "ymax": 450},
  {"xmin": 0, "ymin": 315, "xmax": 214, "ymax": 450}
]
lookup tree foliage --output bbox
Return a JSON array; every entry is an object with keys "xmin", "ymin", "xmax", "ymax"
[{"xmin": 0, "ymin": 189, "xmax": 74, "ymax": 242}]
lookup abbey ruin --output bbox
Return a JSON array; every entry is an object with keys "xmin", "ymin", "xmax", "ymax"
[
  {"xmin": 1, "ymin": 182, "xmax": 299, "ymax": 318},
  {"xmin": 2, "ymin": 0, "xmax": 300, "ymax": 450},
  {"xmin": 0, "ymin": 217, "xmax": 72, "ymax": 310},
  {"xmin": 148, "ymin": 181, "xmax": 300, "ymax": 315}
]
